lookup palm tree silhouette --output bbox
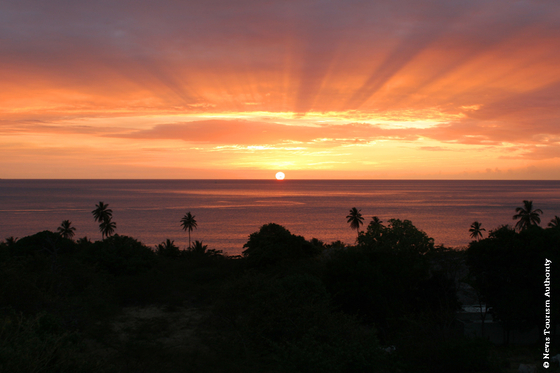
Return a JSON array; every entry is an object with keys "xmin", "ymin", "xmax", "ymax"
[
  {"xmin": 180, "ymin": 212, "xmax": 197, "ymax": 248},
  {"xmin": 92, "ymin": 201, "xmax": 113, "ymax": 224},
  {"xmin": 548, "ymin": 215, "xmax": 560, "ymax": 228},
  {"xmin": 77, "ymin": 237, "xmax": 91, "ymax": 246},
  {"xmin": 57, "ymin": 220, "xmax": 76, "ymax": 239},
  {"xmin": 99, "ymin": 218, "xmax": 116, "ymax": 239},
  {"xmin": 513, "ymin": 200, "xmax": 543, "ymax": 231},
  {"xmin": 157, "ymin": 239, "xmax": 177, "ymax": 251},
  {"xmin": 4, "ymin": 236, "xmax": 18, "ymax": 246},
  {"xmin": 346, "ymin": 207, "xmax": 364, "ymax": 238},
  {"xmin": 92, "ymin": 202, "xmax": 115, "ymax": 239},
  {"xmin": 370, "ymin": 216, "xmax": 384, "ymax": 229},
  {"xmin": 156, "ymin": 239, "xmax": 180, "ymax": 257},
  {"xmin": 469, "ymin": 221, "xmax": 485, "ymax": 240},
  {"xmin": 191, "ymin": 240, "xmax": 208, "ymax": 254}
]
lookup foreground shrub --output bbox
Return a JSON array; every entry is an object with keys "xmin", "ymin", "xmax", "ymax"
[
  {"xmin": 396, "ymin": 332, "xmax": 497, "ymax": 373},
  {"xmin": 0, "ymin": 311, "xmax": 104, "ymax": 373},
  {"xmin": 210, "ymin": 272, "xmax": 387, "ymax": 372},
  {"xmin": 275, "ymin": 320, "xmax": 383, "ymax": 373}
]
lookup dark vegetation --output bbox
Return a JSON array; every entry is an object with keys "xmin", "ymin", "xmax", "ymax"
[{"xmin": 0, "ymin": 201, "xmax": 559, "ymax": 372}]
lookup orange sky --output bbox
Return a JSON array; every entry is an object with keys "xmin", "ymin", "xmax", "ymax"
[{"xmin": 1, "ymin": 0, "xmax": 560, "ymax": 179}]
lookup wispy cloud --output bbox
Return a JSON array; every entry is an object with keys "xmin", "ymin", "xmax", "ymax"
[{"xmin": 108, "ymin": 119, "xmax": 420, "ymax": 145}]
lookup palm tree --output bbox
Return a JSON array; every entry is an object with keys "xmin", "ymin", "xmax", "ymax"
[
  {"xmin": 190, "ymin": 240, "xmax": 208, "ymax": 255},
  {"xmin": 57, "ymin": 220, "xmax": 76, "ymax": 239},
  {"xmin": 548, "ymin": 215, "xmax": 560, "ymax": 228},
  {"xmin": 99, "ymin": 218, "xmax": 116, "ymax": 239},
  {"xmin": 4, "ymin": 236, "xmax": 18, "ymax": 246},
  {"xmin": 513, "ymin": 200, "xmax": 543, "ymax": 231},
  {"xmin": 370, "ymin": 216, "xmax": 384, "ymax": 229},
  {"xmin": 157, "ymin": 238, "xmax": 177, "ymax": 251},
  {"xmin": 77, "ymin": 237, "xmax": 91, "ymax": 246},
  {"xmin": 180, "ymin": 212, "xmax": 197, "ymax": 248},
  {"xmin": 346, "ymin": 207, "xmax": 364, "ymax": 238},
  {"xmin": 469, "ymin": 221, "xmax": 485, "ymax": 240},
  {"xmin": 156, "ymin": 239, "xmax": 180, "ymax": 257},
  {"xmin": 92, "ymin": 202, "xmax": 114, "ymax": 239},
  {"xmin": 92, "ymin": 201, "xmax": 113, "ymax": 224}
]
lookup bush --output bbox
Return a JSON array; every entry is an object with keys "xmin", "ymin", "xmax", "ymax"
[
  {"xmin": 396, "ymin": 333, "xmax": 497, "ymax": 373},
  {"xmin": 210, "ymin": 272, "xmax": 387, "ymax": 372},
  {"xmin": 0, "ymin": 311, "xmax": 105, "ymax": 373},
  {"xmin": 276, "ymin": 318, "xmax": 384, "ymax": 373}
]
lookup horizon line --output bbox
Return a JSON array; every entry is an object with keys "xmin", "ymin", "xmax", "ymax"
[{"xmin": 1, "ymin": 178, "xmax": 560, "ymax": 182}]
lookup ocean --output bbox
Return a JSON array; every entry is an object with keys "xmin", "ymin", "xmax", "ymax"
[{"xmin": 1, "ymin": 179, "xmax": 560, "ymax": 255}]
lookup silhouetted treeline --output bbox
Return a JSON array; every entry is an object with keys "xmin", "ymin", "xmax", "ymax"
[{"xmin": 1, "ymin": 215, "xmax": 559, "ymax": 372}]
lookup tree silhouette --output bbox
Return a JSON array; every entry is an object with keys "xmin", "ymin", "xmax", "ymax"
[
  {"xmin": 156, "ymin": 239, "xmax": 180, "ymax": 257},
  {"xmin": 99, "ymin": 218, "xmax": 116, "ymax": 239},
  {"xmin": 180, "ymin": 212, "xmax": 197, "ymax": 248},
  {"xmin": 4, "ymin": 236, "xmax": 18, "ymax": 246},
  {"xmin": 92, "ymin": 201, "xmax": 113, "ymax": 223},
  {"xmin": 190, "ymin": 240, "xmax": 208, "ymax": 255},
  {"xmin": 469, "ymin": 221, "xmax": 485, "ymax": 241},
  {"xmin": 77, "ymin": 237, "xmax": 91, "ymax": 246},
  {"xmin": 157, "ymin": 238, "xmax": 177, "ymax": 250},
  {"xmin": 512, "ymin": 200, "xmax": 543, "ymax": 231},
  {"xmin": 548, "ymin": 216, "xmax": 560, "ymax": 228},
  {"xmin": 92, "ymin": 201, "xmax": 114, "ymax": 240},
  {"xmin": 242, "ymin": 223, "xmax": 318, "ymax": 267},
  {"xmin": 57, "ymin": 220, "xmax": 76, "ymax": 239},
  {"xmin": 370, "ymin": 216, "xmax": 384, "ymax": 230},
  {"xmin": 346, "ymin": 207, "xmax": 364, "ymax": 238}
]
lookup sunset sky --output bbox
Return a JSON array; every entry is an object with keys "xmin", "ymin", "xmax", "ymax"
[{"xmin": 1, "ymin": 0, "xmax": 560, "ymax": 179}]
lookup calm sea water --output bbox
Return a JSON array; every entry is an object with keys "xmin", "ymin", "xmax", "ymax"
[{"xmin": 1, "ymin": 180, "xmax": 560, "ymax": 255}]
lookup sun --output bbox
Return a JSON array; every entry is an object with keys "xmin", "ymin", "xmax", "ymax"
[{"xmin": 275, "ymin": 172, "xmax": 285, "ymax": 180}]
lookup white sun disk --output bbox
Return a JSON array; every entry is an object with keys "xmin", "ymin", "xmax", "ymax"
[{"xmin": 275, "ymin": 172, "xmax": 285, "ymax": 180}]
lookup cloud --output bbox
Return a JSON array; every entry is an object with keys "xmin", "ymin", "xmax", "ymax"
[
  {"xmin": 108, "ymin": 119, "xmax": 422, "ymax": 145},
  {"xmin": 0, "ymin": 119, "xmax": 127, "ymax": 136},
  {"xmin": 419, "ymin": 146, "xmax": 453, "ymax": 151},
  {"xmin": 500, "ymin": 145, "xmax": 560, "ymax": 160},
  {"xmin": 105, "ymin": 120, "xmax": 428, "ymax": 146},
  {"xmin": 419, "ymin": 113, "xmax": 560, "ymax": 146}
]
